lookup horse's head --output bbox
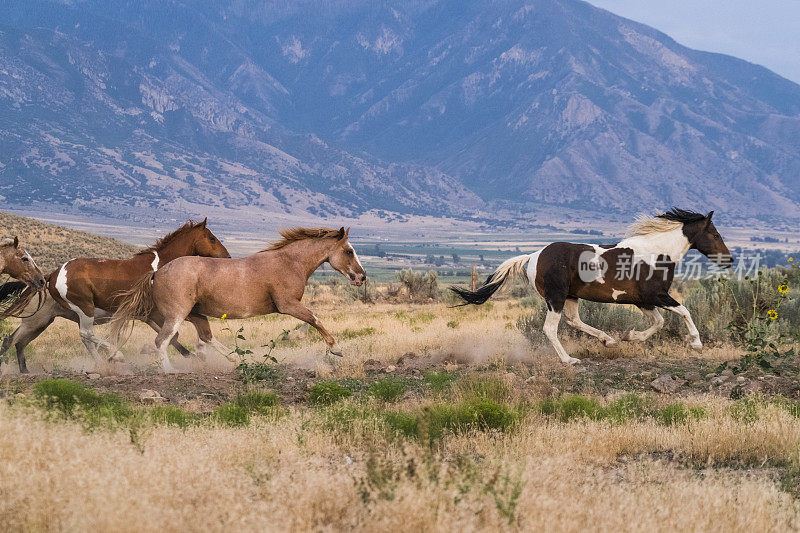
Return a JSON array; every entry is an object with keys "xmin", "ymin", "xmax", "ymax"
[
  {"xmin": 686, "ymin": 211, "xmax": 733, "ymax": 268},
  {"xmin": 190, "ymin": 218, "xmax": 231, "ymax": 258},
  {"xmin": 0, "ymin": 237, "xmax": 46, "ymax": 288},
  {"xmin": 328, "ymin": 227, "xmax": 367, "ymax": 286}
]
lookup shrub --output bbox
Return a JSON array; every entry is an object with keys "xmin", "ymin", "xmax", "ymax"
[
  {"xmin": 605, "ymin": 393, "xmax": 649, "ymax": 423},
  {"xmin": 425, "ymin": 398, "xmax": 517, "ymax": 441},
  {"xmin": 656, "ymin": 403, "xmax": 706, "ymax": 426},
  {"xmin": 396, "ymin": 269, "xmax": 440, "ymax": 302},
  {"xmin": 368, "ymin": 378, "xmax": 408, "ymax": 402},
  {"xmin": 453, "ymin": 375, "xmax": 510, "ymax": 403},
  {"xmin": 731, "ymin": 398, "xmax": 759, "ymax": 423},
  {"xmin": 340, "ymin": 327, "xmax": 377, "ymax": 339},
  {"xmin": 382, "ymin": 411, "xmax": 419, "ymax": 437},
  {"xmin": 309, "ymin": 381, "xmax": 352, "ymax": 406}
]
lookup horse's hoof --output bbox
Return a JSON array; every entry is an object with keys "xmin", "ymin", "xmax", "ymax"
[
  {"xmin": 566, "ymin": 357, "xmax": 582, "ymax": 365},
  {"xmin": 108, "ymin": 352, "xmax": 125, "ymax": 363},
  {"xmin": 603, "ymin": 337, "xmax": 617, "ymax": 347},
  {"xmin": 690, "ymin": 341, "xmax": 703, "ymax": 352},
  {"xmin": 328, "ymin": 344, "xmax": 343, "ymax": 357}
]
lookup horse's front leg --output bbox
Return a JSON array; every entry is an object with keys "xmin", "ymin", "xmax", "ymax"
[{"xmin": 275, "ymin": 300, "xmax": 341, "ymax": 356}]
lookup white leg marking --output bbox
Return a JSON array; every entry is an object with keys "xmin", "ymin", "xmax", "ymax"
[
  {"xmin": 611, "ymin": 289, "xmax": 626, "ymax": 300},
  {"xmin": 543, "ymin": 310, "xmax": 581, "ymax": 365},
  {"xmin": 157, "ymin": 322, "xmax": 181, "ymax": 373},
  {"xmin": 665, "ymin": 304, "xmax": 702, "ymax": 350},
  {"xmin": 563, "ymin": 300, "xmax": 616, "ymax": 346}
]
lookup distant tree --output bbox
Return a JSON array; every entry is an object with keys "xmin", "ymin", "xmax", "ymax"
[{"xmin": 451, "ymin": 253, "xmax": 460, "ymax": 264}]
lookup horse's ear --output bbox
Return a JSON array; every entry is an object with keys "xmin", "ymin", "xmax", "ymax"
[
  {"xmin": 345, "ymin": 227, "xmax": 350, "ymax": 238},
  {"xmin": 706, "ymin": 211, "xmax": 714, "ymax": 220},
  {"xmin": 13, "ymin": 236, "xmax": 18, "ymax": 248},
  {"xmin": 337, "ymin": 227, "xmax": 346, "ymax": 240},
  {"xmin": 200, "ymin": 217, "xmax": 207, "ymax": 228}
]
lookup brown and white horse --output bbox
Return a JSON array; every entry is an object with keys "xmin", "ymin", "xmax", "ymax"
[
  {"xmin": 452, "ymin": 209, "xmax": 733, "ymax": 364},
  {"xmin": 0, "ymin": 237, "xmax": 46, "ymax": 316},
  {"xmin": 110, "ymin": 227, "xmax": 366, "ymax": 372},
  {"xmin": 0, "ymin": 220, "xmax": 230, "ymax": 373}
]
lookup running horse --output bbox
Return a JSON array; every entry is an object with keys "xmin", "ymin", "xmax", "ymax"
[
  {"xmin": 110, "ymin": 227, "xmax": 366, "ymax": 372},
  {"xmin": 0, "ymin": 237, "xmax": 46, "ymax": 316},
  {"xmin": 0, "ymin": 220, "xmax": 230, "ymax": 373},
  {"xmin": 451, "ymin": 209, "xmax": 733, "ymax": 364}
]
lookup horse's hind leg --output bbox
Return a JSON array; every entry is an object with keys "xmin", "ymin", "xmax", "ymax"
[
  {"xmin": 622, "ymin": 306, "xmax": 664, "ymax": 342},
  {"xmin": 2, "ymin": 315, "xmax": 55, "ymax": 374},
  {"xmin": 563, "ymin": 299, "xmax": 617, "ymax": 346},
  {"xmin": 186, "ymin": 313, "xmax": 235, "ymax": 361},
  {"xmin": 153, "ymin": 317, "xmax": 182, "ymax": 373},
  {"xmin": 144, "ymin": 317, "xmax": 191, "ymax": 357},
  {"xmin": 543, "ymin": 310, "xmax": 580, "ymax": 365}
]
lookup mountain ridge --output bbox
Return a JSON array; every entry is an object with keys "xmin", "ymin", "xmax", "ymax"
[{"xmin": 1, "ymin": 0, "xmax": 800, "ymax": 221}]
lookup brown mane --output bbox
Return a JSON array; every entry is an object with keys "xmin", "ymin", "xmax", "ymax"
[
  {"xmin": 264, "ymin": 227, "xmax": 342, "ymax": 251},
  {"xmin": 137, "ymin": 220, "xmax": 202, "ymax": 255}
]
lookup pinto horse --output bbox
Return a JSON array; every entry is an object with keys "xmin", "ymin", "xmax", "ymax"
[
  {"xmin": 0, "ymin": 237, "xmax": 46, "ymax": 316},
  {"xmin": 0, "ymin": 219, "xmax": 229, "ymax": 373},
  {"xmin": 110, "ymin": 227, "xmax": 366, "ymax": 372},
  {"xmin": 451, "ymin": 209, "xmax": 733, "ymax": 364}
]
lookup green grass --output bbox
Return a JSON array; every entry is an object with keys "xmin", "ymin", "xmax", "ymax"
[
  {"xmin": 452, "ymin": 375, "xmax": 510, "ymax": 403},
  {"xmin": 234, "ymin": 391, "xmax": 280, "ymax": 414},
  {"xmin": 424, "ymin": 398, "xmax": 518, "ymax": 441},
  {"xmin": 33, "ymin": 379, "xmax": 133, "ymax": 425},
  {"xmin": 149, "ymin": 406, "xmax": 194, "ymax": 428},
  {"xmin": 340, "ymin": 327, "xmax": 377, "ymax": 339},
  {"xmin": 309, "ymin": 381, "xmax": 352, "ymax": 406},
  {"xmin": 367, "ymin": 378, "xmax": 408, "ymax": 402},
  {"xmin": 424, "ymin": 370, "xmax": 458, "ymax": 393},
  {"xmin": 214, "ymin": 403, "xmax": 250, "ymax": 427}
]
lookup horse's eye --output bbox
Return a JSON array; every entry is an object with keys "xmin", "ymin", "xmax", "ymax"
[
  {"xmin": 210, "ymin": 237, "xmax": 216, "ymax": 243},
  {"xmin": 21, "ymin": 256, "xmax": 29, "ymax": 262},
  {"xmin": 347, "ymin": 250, "xmax": 354, "ymax": 256}
]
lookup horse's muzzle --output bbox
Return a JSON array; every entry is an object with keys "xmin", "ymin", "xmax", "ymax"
[{"xmin": 349, "ymin": 272, "xmax": 367, "ymax": 286}]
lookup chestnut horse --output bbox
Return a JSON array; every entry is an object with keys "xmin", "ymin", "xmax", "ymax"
[
  {"xmin": 0, "ymin": 219, "xmax": 230, "ymax": 373},
  {"xmin": 0, "ymin": 237, "xmax": 46, "ymax": 316},
  {"xmin": 451, "ymin": 209, "xmax": 733, "ymax": 364},
  {"xmin": 110, "ymin": 227, "xmax": 366, "ymax": 372}
]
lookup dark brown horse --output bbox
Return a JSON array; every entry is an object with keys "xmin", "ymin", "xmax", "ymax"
[
  {"xmin": 110, "ymin": 227, "xmax": 366, "ymax": 372},
  {"xmin": 452, "ymin": 209, "xmax": 733, "ymax": 364},
  {"xmin": 0, "ymin": 220, "xmax": 230, "ymax": 373},
  {"xmin": 0, "ymin": 237, "xmax": 46, "ymax": 317}
]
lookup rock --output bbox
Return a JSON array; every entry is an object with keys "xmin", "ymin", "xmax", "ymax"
[
  {"xmin": 396, "ymin": 352, "xmax": 417, "ymax": 365},
  {"xmin": 650, "ymin": 374, "xmax": 685, "ymax": 393},
  {"xmin": 705, "ymin": 373, "xmax": 717, "ymax": 380},
  {"xmin": 363, "ymin": 359, "xmax": 382, "ymax": 371},
  {"xmin": 138, "ymin": 389, "xmax": 165, "ymax": 404},
  {"xmin": 286, "ymin": 376, "xmax": 295, "ymax": 382},
  {"xmin": 384, "ymin": 365, "xmax": 397, "ymax": 373},
  {"xmin": 710, "ymin": 376, "xmax": 728, "ymax": 386},
  {"xmin": 304, "ymin": 369, "xmax": 317, "ymax": 378},
  {"xmin": 720, "ymin": 369, "xmax": 735, "ymax": 378},
  {"xmin": 86, "ymin": 373, "xmax": 101, "ymax": 380},
  {"xmin": 525, "ymin": 376, "xmax": 537, "ymax": 384},
  {"xmin": 684, "ymin": 371, "xmax": 703, "ymax": 383},
  {"xmin": 742, "ymin": 380, "xmax": 765, "ymax": 394},
  {"xmin": 735, "ymin": 376, "xmax": 746, "ymax": 383}
]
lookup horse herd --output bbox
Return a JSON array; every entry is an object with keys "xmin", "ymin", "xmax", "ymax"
[{"xmin": 0, "ymin": 208, "xmax": 732, "ymax": 373}]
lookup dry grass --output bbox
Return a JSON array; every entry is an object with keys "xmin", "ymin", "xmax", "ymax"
[{"xmin": 1, "ymin": 395, "xmax": 799, "ymax": 532}]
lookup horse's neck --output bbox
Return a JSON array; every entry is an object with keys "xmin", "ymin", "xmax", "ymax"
[
  {"xmin": 617, "ymin": 227, "xmax": 691, "ymax": 263},
  {"xmin": 276, "ymin": 240, "xmax": 333, "ymax": 280},
  {"xmin": 154, "ymin": 236, "xmax": 194, "ymax": 263}
]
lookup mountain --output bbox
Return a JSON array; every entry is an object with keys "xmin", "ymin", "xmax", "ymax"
[{"xmin": 1, "ymin": 0, "xmax": 800, "ymax": 222}]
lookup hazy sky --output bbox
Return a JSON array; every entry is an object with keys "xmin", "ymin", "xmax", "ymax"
[{"xmin": 587, "ymin": 0, "xmax": 800, "ymax": 84}]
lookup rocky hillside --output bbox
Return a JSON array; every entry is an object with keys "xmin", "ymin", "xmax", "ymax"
[
  {"xmin": 0, "ymin": 212, "xmax": 138, "ymax": 272},
  {"xmin": 1, "ymin": 0, "xmax": 799, "ymax": 220}
]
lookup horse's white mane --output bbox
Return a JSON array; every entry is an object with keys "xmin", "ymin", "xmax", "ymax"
[{"xmin": 626, "ymin": 213, "xmax": 683, "ymax": 237}]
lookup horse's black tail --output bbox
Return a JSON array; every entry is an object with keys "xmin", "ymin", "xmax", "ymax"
[{"xmin": 449, "ymin": 254, "xmax": 531, "ymax": 306}]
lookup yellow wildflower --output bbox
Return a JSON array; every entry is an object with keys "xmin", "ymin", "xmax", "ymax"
[
  {"xmin": 767, "ymin": 310, "xmax": 778, "ymax": 320},
  {"xmin": 778, "ymin": 284, "xmax": 789, "ymax": 294},
  {"xmin": 790, "ymin": 257, "xmax": 794, "ymax": 262},
  {"xmin": 221, "ymin": 313, "xmax": 227, "ymax": 319}
]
